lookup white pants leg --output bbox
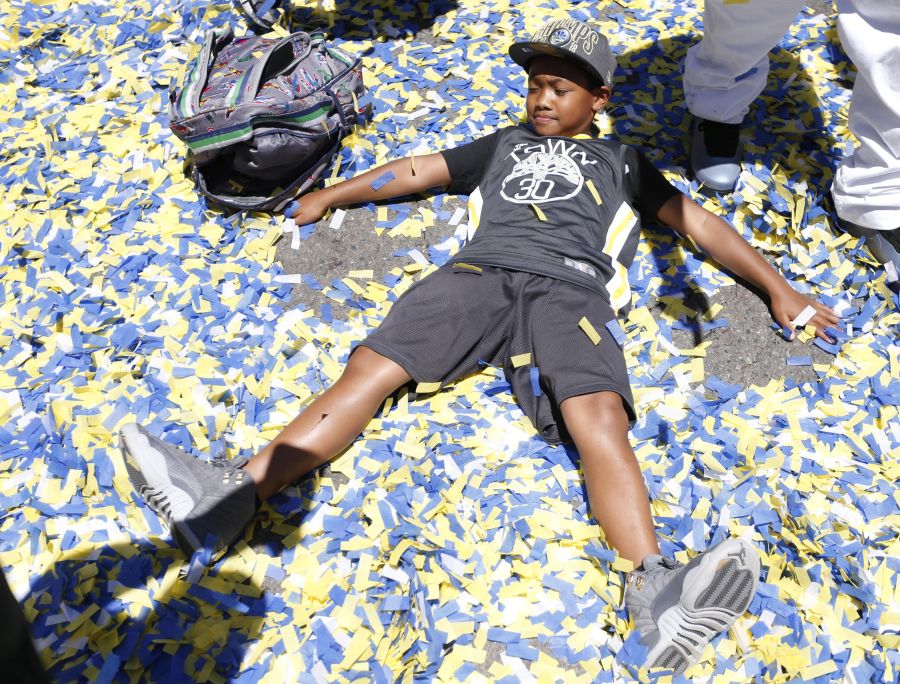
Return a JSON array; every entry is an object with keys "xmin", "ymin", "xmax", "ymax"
[
  {"xmin": 831, "ymin": 0, "xmax": 900, "ymax": 231},
  {"xmin": 684, "ymin": 0, "xmax": 807, "ymax": 124}
]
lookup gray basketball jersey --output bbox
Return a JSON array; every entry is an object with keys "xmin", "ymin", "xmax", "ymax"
[{"xmin": 442, "ymin": 125, "xmax": 679, "ymax": 310}]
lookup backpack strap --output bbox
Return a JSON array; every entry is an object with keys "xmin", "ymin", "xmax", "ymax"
[
  {"xmin": 230, "ymin": 34, "xmax": 306, "ymax": 107},
  {"xmin": 170, "ymin": 30, "xmax": 233, "ymax": 120}
]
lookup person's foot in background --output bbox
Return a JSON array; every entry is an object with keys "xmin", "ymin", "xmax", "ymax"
[
  {"xmin": 689, "ymin": 117, "xmax": 742, "ymax": 194},
  {"xmin": 839, "ymin": 218, "xmax": 900, "ymax": 275}
]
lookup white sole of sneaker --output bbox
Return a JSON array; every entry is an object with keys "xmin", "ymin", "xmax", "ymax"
[
  {"xmin": 121, "ymin": 424, "xmax": 197, "ymax": 523},
  {"xmin": 646, "ymin": 538, "xmax": 759, "ymax": 673}
]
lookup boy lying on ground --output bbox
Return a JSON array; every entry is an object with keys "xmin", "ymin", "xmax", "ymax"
[{"xmin": 121, "ymin": 18, "xmax": 839, "ymax": 674}]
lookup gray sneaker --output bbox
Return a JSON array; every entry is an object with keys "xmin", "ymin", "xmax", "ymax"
[
  {"xmin": 690, "ymin": 118, "xmax": 742, "ymax": 194},
  {"xmin": 624, "ymin": 537, "xmax": 760, "ymax": 674},
  {"xmin": 120, "ymin": 423, "xmax": 257, "ymax": 557}
]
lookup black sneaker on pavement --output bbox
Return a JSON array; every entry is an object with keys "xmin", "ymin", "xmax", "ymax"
[
  {"xmin": 623, "ymin": 537, "xmax": 760, "ymax": 674},
  {"xmin": 690, "ymin": 118, "xmax": 742, "ymax": 194},
  {"xmin": 120, "ymin": 423, "xmax": 257, "ymax": 557}
]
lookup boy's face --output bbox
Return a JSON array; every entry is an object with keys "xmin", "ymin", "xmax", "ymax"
[{"xmin": 526, "ymin": 56, "xmax": 610, "ymax": 137}]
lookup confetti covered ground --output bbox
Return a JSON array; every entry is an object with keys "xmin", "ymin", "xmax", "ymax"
[{"xmin": 1, "ymin": 0, "xmax": 898, "ymax": 682}]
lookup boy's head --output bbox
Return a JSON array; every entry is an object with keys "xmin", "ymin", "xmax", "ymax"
[{"xmin": 509, "ymin": 19, "xmax": 616, "ymax": 137}]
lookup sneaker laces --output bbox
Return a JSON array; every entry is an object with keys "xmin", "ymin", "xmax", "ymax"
[
  {"xmin": 210, "ymin": 457, "xmax": 250, "ymax": 487},
  {"xmin": 628, "ymin": 556, "xmax": 680, "ymax": 584},
  {"xmin": 699, "ymin": 120, "xmax": 740, "ymax": 158},
  {"xmin": 211, "ymin": 456, "xmax": 249, "ymax": 470},
  {"xmin": 624, "ymin": 556, "xmax": 682, "ymax": 635},
  {"xmin": 625, "ymin": 557, "xmax": 680, "ymax": 595}
]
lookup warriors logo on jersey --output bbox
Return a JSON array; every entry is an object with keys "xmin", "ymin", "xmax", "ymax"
[{"xmin": 500, "ymin": 139, "xmax": 590, "ymax": 204}]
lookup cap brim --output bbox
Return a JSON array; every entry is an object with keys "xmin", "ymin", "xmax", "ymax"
[{"xmin": 508, "ymin": 41, "xmax": 608, "ymax": 88}]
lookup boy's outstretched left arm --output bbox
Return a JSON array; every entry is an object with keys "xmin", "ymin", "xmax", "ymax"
[
  {"xmin": 288, "ymin": 153, "xmax": 452, "ymax": 226},
  {"xmin": 657, "ymin": 194, "xmax": 840, "ymax": 342}
]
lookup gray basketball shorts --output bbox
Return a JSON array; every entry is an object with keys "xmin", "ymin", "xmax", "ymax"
[{"xmin": 360, "ymin": 262, "xmax": 635, "ymax": 444}]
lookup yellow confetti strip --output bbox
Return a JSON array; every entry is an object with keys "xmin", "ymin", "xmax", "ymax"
[
  {"xmin": 530, "ymin": 203, "xmax": 547, "ymax": 221},
  {"xmin": 510, "ymin": 352, "xmax": 531, "ymax": 367},
  {"xmin": 585, "ymin": 178, "xmax": 603, "ymax": 205},
  {"xmin": 578, "ymin": 316, "xmax": 602, "ymax": 345}
]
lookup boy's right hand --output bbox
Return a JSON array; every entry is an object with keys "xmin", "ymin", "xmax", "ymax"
[{"xmin": 285, "ymin": 191, "xmax": 330, "ymax": 225}]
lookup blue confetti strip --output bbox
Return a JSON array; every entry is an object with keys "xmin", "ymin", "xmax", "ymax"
[{"xmin": 370, "ymin": 170, "xmax": 396, "ymax": 190}]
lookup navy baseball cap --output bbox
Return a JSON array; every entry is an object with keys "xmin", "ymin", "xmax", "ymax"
[{"xmin": 509, "ymin": 19, "xmax": 617, "ymax": 90}]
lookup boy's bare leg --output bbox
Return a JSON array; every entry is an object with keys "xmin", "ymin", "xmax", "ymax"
[
  {"xmin": 560, "ymin": 391, "xmax": 659, "ymax": 565},
  {"xmin": 242, "ymin": 346, "xmax": 411, "ymax": 499}
]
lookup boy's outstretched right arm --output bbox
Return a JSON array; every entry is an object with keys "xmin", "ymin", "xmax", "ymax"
[
  {"xmin": 288, "ymin": 153, "xmax": 452, "ymax": 225},
  {"xmin": 657, "ymin": 194, "xmax": 840, "ymax": 341}
]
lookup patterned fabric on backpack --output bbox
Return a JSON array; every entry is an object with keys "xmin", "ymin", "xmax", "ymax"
[{"xmin": 169, "ymin": 29, "xmax": 368, "ymax": 212}]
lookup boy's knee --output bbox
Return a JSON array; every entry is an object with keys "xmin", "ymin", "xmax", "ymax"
[
  {"xmin": 344, "ymin": 345, "xmax": 411, "ymax": 390},
  {"xmin": 561, "ymin": 391, "xmax": 630, "ymax": 435}
]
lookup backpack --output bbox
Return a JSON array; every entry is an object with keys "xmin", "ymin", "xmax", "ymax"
[{"xmin": 169, "ymin": 29, "xmax": 367, "ymax": 212}]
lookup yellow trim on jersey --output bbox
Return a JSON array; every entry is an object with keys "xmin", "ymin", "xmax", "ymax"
[
  {"xmin": 602, "ymin": 202, "xmax": 638, "ymax": 311},
  {"xmin": 607, "ymin": 261, "xmax": 631, "ymax": 311},
  {"xmin": 603, "ymin": 201, "xmax": 637, "ymax": 260},
  {"xmin": 466, "ymin": 187, "xmax": 483, "ymax": 240}
]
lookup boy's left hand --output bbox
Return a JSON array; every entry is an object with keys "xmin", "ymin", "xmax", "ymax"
[
  {"xmin": 769, "ymin": 285, "xmax": 840, "ymax": 343},
  {"xmin": 285, "ymin": 191, "xmax": 331, "ymax": 226}
]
